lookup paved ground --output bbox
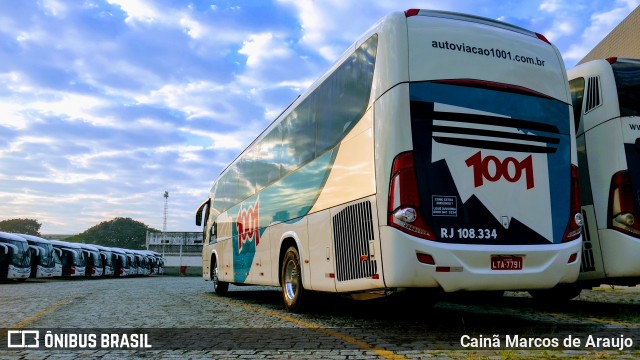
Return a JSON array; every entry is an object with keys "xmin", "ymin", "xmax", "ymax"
[{"xmin": 1, "ymin": 276, "xmax": 639, "ymax": 359}]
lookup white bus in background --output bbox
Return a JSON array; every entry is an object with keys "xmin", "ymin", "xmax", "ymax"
[
  {"xmin": 0, "ymin": 231, "xmax": 31, "ymax": 280},
  {"xmin": 79, "ymin": 244, "xmax": 104, "ymax": 277},
  {"xmin": 196, "ymin": 9, "xmax": 582, "ymax": 311},
  {"xmin": 110, "ymin": 247, "xmax": 130, "ymax": 277},
  {"xmin": 123, "ymin": 249, "xmax": 139, "ymax": 276},
  {"xmin": 18, "ymin": 234, "xmax": 61, "ymax": 278},
  {"xmin": 49, "ymin": 240, "xmax": 86, "ymax": 277},
  {"xmin": 93, "ymin": 245, "xmax": 115, "ymax": 276},
  {"xmin": 565, "ymin": 58, "xmax": 640, "ymax": 296}
]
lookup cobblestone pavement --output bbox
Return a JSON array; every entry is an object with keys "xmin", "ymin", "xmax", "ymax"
[{"xmin": 0, "ymin": 277, "xmax": 639, "ymax": 359}]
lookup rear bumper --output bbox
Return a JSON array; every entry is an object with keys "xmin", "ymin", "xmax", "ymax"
[{"xmin": 380, "ymin": 226, "xmax": 581, "ymax": 292}]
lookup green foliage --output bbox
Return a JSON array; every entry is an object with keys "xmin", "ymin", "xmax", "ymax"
[
  {"xmin": 0, "ymin": 218, "xmax": 42, "ymax": 235},
  {"xmin": 67, "ymin": 217, "xmax": 159, "ymax": 249}
]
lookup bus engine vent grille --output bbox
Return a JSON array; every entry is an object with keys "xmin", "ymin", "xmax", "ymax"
[
  {"xmin": 332, "ymin": 200, "xmax": 377, "ymax": 282},
  {"xmin": 580, "ymin": 209, "xmax": 596, "ymax": 272},
  {"xmin": 585, "ymin": 76, "xmax": 601, "ymax": 113}
]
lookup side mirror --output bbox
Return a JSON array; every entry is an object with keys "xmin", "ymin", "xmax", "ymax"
[{"xmin": 195, "ymin": 199, "xmax": 210, "ymax": 226}]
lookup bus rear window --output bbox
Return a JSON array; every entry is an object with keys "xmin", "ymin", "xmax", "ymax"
[{"xmin": 611, "ymin": 62, "xmax": 640, "ymax": 117}]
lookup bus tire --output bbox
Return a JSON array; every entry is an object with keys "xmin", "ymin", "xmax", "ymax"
[
  {"xmin": 211, "ymin": 257, "xmax": 228, "ymax": 295},
  {"xmin": 281, "ymin": 246, "xmax": 306, "ymax": 312}
]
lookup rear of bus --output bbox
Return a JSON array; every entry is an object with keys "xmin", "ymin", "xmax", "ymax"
[
  {"xmin": 569, "ymin": 58, "xmax": 640, "ymax": 280},
  {"xmin": 376, "ymin": 10, "xmax": 582, "ymax": 292}
]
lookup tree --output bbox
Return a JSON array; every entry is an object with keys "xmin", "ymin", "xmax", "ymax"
[
  {"xmin": 67, "ymin": 217, "xmax": 159, "ymax": 249},
  {"xmin": 0, "ymin": 218, "xmax": 42, "ymax": 235}
]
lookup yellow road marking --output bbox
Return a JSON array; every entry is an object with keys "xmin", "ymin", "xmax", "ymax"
[
  {"xmin": 204, "ymin": 293, "xmax": 407, "ymax": 360},
  {"xmin": 9, "ymin": 296, "xmax": 75, "ymax": 329}
]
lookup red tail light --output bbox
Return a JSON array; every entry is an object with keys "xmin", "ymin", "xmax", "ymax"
[
  {"xmin": 91, "ymin": 267, "xmax": 96, "ymax": 275},
  {"xmin": 535, "ymin": 32, "xmax": 551, "ymax": 44},
  {"xmin": 70, "ymin": 265, "xmax": 75, "ymax": 275},
  {"xmin": 388, "ymin": 152, "xmax": 435, "ymax": 240},
  {"xmin": 608, "ymin": 170, "xmax": 640, "ymax": 237},
  {"xmin": 606, "ymin": 57, "xmax": 618, "ymax": 64},
  {"xmin": 405, "ymin": 9, "xmax": 420, "ymax": 17},
  {"xmin": 562, "ymin": 165, "xmax": 583, "ymax": 242}
]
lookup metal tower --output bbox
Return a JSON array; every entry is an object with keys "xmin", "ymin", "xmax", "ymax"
[{"xmin": 162, "ymin": 191, "xmax": 169, "ymax": 256}]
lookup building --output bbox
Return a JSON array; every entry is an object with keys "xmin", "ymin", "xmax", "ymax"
[
  {"xmin": 146, "ymin": 231, "xmax": 202, "ymax": 270},
  {"xmin": 579, "ymin": 5, "xmax": 640, "ymax": 64}
]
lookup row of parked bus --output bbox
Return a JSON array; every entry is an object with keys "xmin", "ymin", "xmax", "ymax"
[{"xmin": 0, "ymin": 231, "xmax": 165, "ymax": 281}]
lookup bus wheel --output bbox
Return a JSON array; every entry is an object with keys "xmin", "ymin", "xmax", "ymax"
[
  {"xmin": 281, "ymin": 247, "xmax": 306, "ymax": 312},
  {"xmin": 212, "ymin": 258, "xmax": 228, "ymax": 295}
]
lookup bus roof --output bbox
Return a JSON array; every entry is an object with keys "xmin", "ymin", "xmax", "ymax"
[
  {"xmin": 0, "ymin": 231, "xmax": 29, "ymax": 243},
  {"xmin": 49, "ymin": 239, "xmax": 84, "ymax": 249},
  {"xmin": 405, "ymin": 9, "xmax": 539, "ymax": 39},
  {"xmin": 16, "ymin": 233, "xmax": 52, "ymax": 244}
]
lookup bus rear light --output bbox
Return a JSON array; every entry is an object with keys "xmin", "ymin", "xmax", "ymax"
[
  {"xmin": 405, "ymin": 9, "xmax": 420, "ymax": 17},
  {"xmin": 388, "ymin": 152, "xmax": 435, "ymax": 240},
  {"xmin": 568, "ymin": 253, "xmax": 578, "ymax": 264},
  {"xmin": 70, "ymin": 266, "xmax": 75, "ymax": 275},
  {"xmin": 562, "ymin": 165, "xmax": 583, "ymax": 242},
  {"xmin": 606, "ymin": 57, "xmax": 618, "ymax": 64},
  {"xmin": 608, "ymin": 170, "xmax": 640, "ymax": 237},
  {"xmin": 416, "ymin": 253, "xmax": 435, "ymax": 265},
  {"xmin": 535, "ymin": 32, "xmax": 551, "ymax": 44}
]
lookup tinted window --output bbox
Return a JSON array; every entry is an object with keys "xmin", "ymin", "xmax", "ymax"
[
  {"xmin": 255, "ymin": 126, "xmax": 282, "ymax": 188},
  {"xmin": 316, "ymin": 35, "xmax": 378, "ymax": 155},
  {"xmin": 611, "ymin": 61, "xmax": 640, "ymax": 117},
  {"xmin": 280, "ymin": 101, "xmax": 316, "ymax": 175},
  {"xmin": 569, "ymin": 77, "xmax": 585, "ymax": 130}
]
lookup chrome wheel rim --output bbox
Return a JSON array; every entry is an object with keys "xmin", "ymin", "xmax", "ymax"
[
  {"xmin": 212, "ymin": 263, "xmax": 219, "ymax": 288},
  {"xmin": 284, "ymin": 259, "xmax": 298, "ymax": 301}
]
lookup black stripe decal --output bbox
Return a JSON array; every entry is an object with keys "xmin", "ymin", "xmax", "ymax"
[
  {"xmin": 410, "ymin": 101, "xmax": 560, "ymax": 134},
  {"xmin": 432, "ymin": 125, "xmax": 560, "ymax": 144},
  {"xmin": 433, "ymin": 137, "xmax": 557, "ymax": 153}
]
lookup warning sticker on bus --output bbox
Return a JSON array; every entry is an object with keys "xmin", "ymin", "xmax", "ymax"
[{"xmin": 432, "ymin": 195, "xmax": 457, "ymax": 216}]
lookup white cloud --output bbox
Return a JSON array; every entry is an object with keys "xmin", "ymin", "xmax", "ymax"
[
  {"xmin": 563, "ymin": 0, "xmax": 639, "ymax": 63},
  {"xmin": 40, "ymin": 0, "xmax": 68, "ymax": 17},
  {"xmin": 106, "ymin": 0, "xmax": 160, "ymax": 23},
  {"xmin": 239, "ymin": 33, "xmax": 293, "ymax": 68}
]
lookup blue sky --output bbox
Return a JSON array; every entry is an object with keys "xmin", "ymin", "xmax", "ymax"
[{"xmin": 0, "ymin": 0, "xmax": 638, "ymax": 234}]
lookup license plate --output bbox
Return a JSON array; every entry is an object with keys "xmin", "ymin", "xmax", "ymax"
[{"xmin": 491, "ymin": 256, "xmax": 523, "ymax": 270}]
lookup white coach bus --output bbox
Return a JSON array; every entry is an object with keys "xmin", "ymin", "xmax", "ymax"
[
  {"xmin": 196, "ymin": 9, "xmax": 582, "ymax": 311},
  {"xmin": 567, "ymin": 58, "xmax": 640, "ymax": 295}
]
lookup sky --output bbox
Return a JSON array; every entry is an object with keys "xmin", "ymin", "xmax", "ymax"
[{"xmin": 0, "ymin": 0, "xmax": 638, "ymax": 234}]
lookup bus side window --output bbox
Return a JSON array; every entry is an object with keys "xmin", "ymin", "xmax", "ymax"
[{"xmin": 569, "ymin": 77, "xmax": 585, "ymax": 131}]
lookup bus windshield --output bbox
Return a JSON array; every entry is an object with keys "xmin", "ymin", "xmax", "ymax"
[
  {"xmin": 6, "ymin": 239, "xmax": 31, "ymax": 267},
  {"xmin": 70, "ymin": 249, "xmax": 86, "ymax": 266},
  {"xmin": 38, "ymin": 244, "xmax": 55, "ymax": 267},
  {"xmin": 612, "ymin": 61, "xmax": 640, "ymax": 117},
  {"xmin": 102, "ymin": 252, "xmax": 113, "ymax": 267}
]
